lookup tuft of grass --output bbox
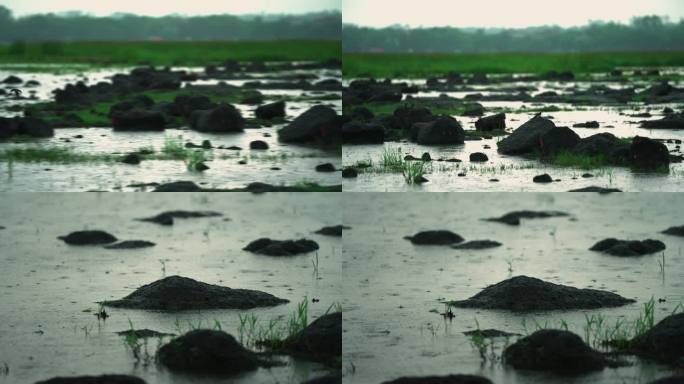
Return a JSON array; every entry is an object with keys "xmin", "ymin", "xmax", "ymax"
[
  {"xmin": 402, "ymin": 161, "xmax": 427, "ymax": 184},
  {"xmin": 547, "ymin": 152, "xmax": 612, "ymax": 170},
  {"xmin": 380, "ymin": 147, "xmax": 405, "ymax": 171},
  {"xmin": 162, "ymin": 135, "xmax": 188, "ymax": 159},
  {"xmin": 237, "ymin": 297, "xmax": 312, "ymax": 351}
]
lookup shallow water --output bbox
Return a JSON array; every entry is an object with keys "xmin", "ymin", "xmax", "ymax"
[
  {"xmin": 342, "ymin": 192, "xmax": 684, "ymax": 383},
  {"xmin": 0, "ymin": 193, "xmax": 341, "ymax": 383},
  {"xmin": 0, "ymin": 65, "xmax": 342, "ymax": 191}
]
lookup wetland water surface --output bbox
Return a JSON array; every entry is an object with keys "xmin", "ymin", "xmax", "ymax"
[
  {"xmin": 0, "ymin": 193, "xmax": 341, "ymax": 383},
  {"xmin": 342, "ymin": 192, "xmax": 684, "ymax": 383}
]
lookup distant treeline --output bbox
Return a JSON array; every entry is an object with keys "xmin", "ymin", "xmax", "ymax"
[
  {"xmin": 343, "ymin": 16, "xmax": 684, "ymax": 53},
  {"xmin": 0, "ymin": 6, "xmax": 340, "ymax": 41}
]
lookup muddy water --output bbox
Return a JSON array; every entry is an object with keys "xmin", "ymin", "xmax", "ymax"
[
  {"xmin": 343, "ymin": 75, "xmax": 684, "ymax": 192},
  {"xmin": 342, "ymin": 193, "xmax": 684, "ymax": 383},
  {"xmin": 0, "ymin": 65, "xmax": 341, "ymax": 191},
  {"xmin": 0, "ymin": 193, "xmax": 341, "ymax": 384}
]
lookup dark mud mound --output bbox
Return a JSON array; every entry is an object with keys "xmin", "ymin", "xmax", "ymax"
[
  {"xmin": 382, "ymin": 375, "xmax": 493, "ymax": 384},
  {"xmin": 314, "ymin": 225, "xmax": 351, "ymax": 237},
  {"xmin": 158, "ymin": 330, "xmax": 264, "ymax": 374},
  {"xmin": 569, "ymin": 186, "xmax": 622, "ymax": 193},
  {"xmin": 662, "ymin": 226, "xmax": 684, "ymax": 237},
  {"xmin": 116, "ymin": 329, "xmax": 174, "ymax": 338},
  {"xmin": 243, "ymin": 238, "xmax": 319, "ymax": 256},
  {"xmin": 504, "ymin": 329, "xmax": 608, "ymax": 374},
  {"xmin": 590, "ymin": 238, "xmax": 666, "ymax": 256},
  {"xmin": 284, "ymin": 312, "xmax": 342, "ymax": 362},
  {"xmin": 153, "ymin": 181, "xmax": 202, "ymax": 192},
  {"xmin": 404, "ymin": 230, "xmax": 464, "ymax": 245},
  {"xmin": 451, "ymin": 276, "xmax": 634, "ymax": 311},
  {"xmin": 463, "ymin": 329, "xmax": 519, "ymax": 338},
  {"xmin": 105, "ymin": 240, "xmax": 156, "ymax": 249},
  {"xmin": 484, "ymin": 210, "xmax": 569, "ymax": 225},
  {"xmin": 630, "ymin": 313, "xmax": 684, "ymax": 364},
  {"xmin": 452, "ymin": 240, "xmax": 502, "ymax": 250},
  {"xmin": 138, "ymin": 210, "xmax": 222, "ymax": 225},
  {"xmin": 103, "ymin": 275, "xmax": 288, "ymax": 310},
  {"xmin": 302, "ymin": 374, "xmax": 342, "ymax": 384},
  {"xmin": 58, "ymin": 230, "xmax": 117, "ymax": 245},
  {"xmin": 35, "ymin": 375, "xmax": 146, "ymax": 384}
]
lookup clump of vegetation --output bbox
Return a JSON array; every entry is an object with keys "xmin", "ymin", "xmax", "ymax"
[
  {"xmin": 549, "ymin": 152, "xmax": 612, "ymax": 170},
  {"xmin": 238, "ymin": 298, "xmax": 310, "ymax": 350},
  {"xmin": 161, "ymin": 135, "xmax": 188, "ymax": 159},
  {"xmin": 468, "ymin": 319, "xmax": 511, "ymax": 365},
  {"xmin": 185, "ymin": 150, "xmax": 209, "ymax": 172},
  {"xmin": 122, "ymin": 320, "xmax": 169, "ymax": 367},
  {"xmin": 380, "ymin": 147, "xmax": 405, "ymax": 171},
  {"xmin": 402, "ymin": 160, "xmax": 427, "ymax": 184}
]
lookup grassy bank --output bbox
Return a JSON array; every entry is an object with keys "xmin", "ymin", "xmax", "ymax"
[
  {"xmin": 0, "ymin": 40, "xmax": 341, "ymax": 66},
  {"xmin": 343, "ymin": 51, "xmax": 684, "ymax": 78}
]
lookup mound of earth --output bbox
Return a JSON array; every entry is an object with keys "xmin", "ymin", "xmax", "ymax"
[
  {"xmin": 35, "ymin": 375, "xmax": 146, "ymax": 384},
  {"xmin": 153, "ymin": 181, "xmax": 202, "ymax": 192},
  {"xmin": 484, "ymin": 210, "xmax": 569, "ymax": 225},
  {"xmin": 451, "ymin": 275, "xmax": 634, "ymax": 311},
  {"xmin": 138, "ymin": 210, "xmax": 222, "ymax": 225},
  {"xmin": 452, "ymin": 240, "xmax": 502, "ymax": 250},
  {"xmin": 569, "ymin": 186, "xmax": 622, "ymax": 193},
  {"xmin": 630, "ymin": 313, "xmax": 684, "ymax": 364},
  {"xmin": 382, "ymin": 375, "xmax": 493, "ymax": 384},
  {"xmin": 589, "ymin": 238, "xmax": 666, "ymax": 256},
  {"xmin": 463, "ymin": 329, "xmax": 519, "ymax": 338},
  {"xmin": 283, "ymin": 312, "xmax": 342, "ymax": 361},
  {"xmin": 103, "ymin": 275, "xmax": 288, "ymax": 310},
  {"xmin": 504, "ymin": 329, "xmax": 609, "ymax": 374},
  {"xmin": 158, "ymin": 330, "xmax": 265, "ymax": 374},
  {"xmin": 58, "ymin": 230, "xmax": 117, "ymax": 245},
  {"xmin": 314, "ymin": 225, "xmax": 351, "ymax": 237},
  {"xmin": 104, "ymin": 240, "xmax": 156, "ymax": 249},
  {"xmin": 243, "ymin": 238, "xmax": 319, "ymax": 256},
  {"xmin": 662, "ymin": 226, "xmax": 684, "ymax": 236},
  {"xmin": 116, "ymin": 329, "xmax": 174, "ymax": 338},
  {"xmin": 404, "ymin": 230, "xmax": 464, "ymax": 245}
]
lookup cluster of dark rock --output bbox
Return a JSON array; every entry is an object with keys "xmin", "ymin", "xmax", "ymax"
[
  {"xmin": 403, "ymin": 230, "xmax": 501, "ymax": 249},
  {"xmin": 58, "ymin": 230, "xmax": 155, "ymax": 250},
  {"xmin": 0, "ymin": 116, "xmax": 53, "ymax": 139}
]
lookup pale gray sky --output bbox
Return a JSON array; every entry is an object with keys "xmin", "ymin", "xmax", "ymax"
[
  {"xmin": 343, "ymin": 0, "xmax": 684, "ymax": 28},
  {"xmin": 0, "ymin": 0, "xmax": 341, "ymax": 17}
]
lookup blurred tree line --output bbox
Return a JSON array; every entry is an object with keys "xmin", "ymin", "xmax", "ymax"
[
  {"xmin": 0, "ymin": 6, "xmax": 340, "ymax": 41},
  {"xmin": 343, "ymin": 16, "xmax": 684, "ymax": 52}
]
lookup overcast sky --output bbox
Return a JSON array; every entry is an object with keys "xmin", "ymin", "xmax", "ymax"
[
  {"xmin": 344, "ymin": 0, "xmax": 684, "ymax": 28},
  {"xmin": 0, "ymin": 0, "xmax": 341, "ymax": 17}
]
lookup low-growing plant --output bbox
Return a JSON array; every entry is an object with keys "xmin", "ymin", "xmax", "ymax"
[{"xmin": 402, "ymin": 161, "xmax": 428, "ymax": 184}]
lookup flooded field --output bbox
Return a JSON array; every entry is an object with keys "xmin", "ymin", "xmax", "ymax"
[
  {"xmin": 342, "ymin": 70, "xmax": 684, "ymax": 192},
  {"xmin": 0, "ymin": 193, "xmax": 341, "ymax": 383},
  {"xmin": 0, "ymin": 62, "xmax": 341, "ymax": 192},
  {"xmin": 342, "ymin": 192, "xmax": 684, "ymax": 383}
]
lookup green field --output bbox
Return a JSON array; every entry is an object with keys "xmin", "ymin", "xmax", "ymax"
[
  {"xmin": 343, "ymin": 51, "xmax": 684, "ymax": 78},
  {"xmin": 0, "ymin": 40, "xmax": 340, "ymax": 66}
]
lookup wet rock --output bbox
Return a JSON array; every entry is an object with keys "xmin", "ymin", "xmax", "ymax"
[
  {"xmin": 301, "ymin": 374, "xmax": 342, "ymax": 384},
  {"xmin": 249, "ymin": 140, "xmax": 269, "ymax": 150},
  {"xmin": 394, "ymin": 105, "xmax": 435, "ymax": 131},
  {"xmin": 404, "ymin": 230, "xmax": 464, "ymax": 245},
  {"xmin": 662, "ymin": 226, "xmax": 684, "ymax": 237},
  {"xmin": 348, "ymin": 106, "xmax": 374, "ymax": 122},
  {"xmin": 158, "ymin": 329, "xmax": 265, "ymax": 374},
  {"xmin": 462, "ymin": 103, "xmax": 485, "ymax": 117},
  {"xmin": 572, "ymin": 133, "xmax": 629, "ymax": 163},
  {"xmin": 104, "ymin": 275, "xmax": 287, "ymax": 310},
  {"xmin": 35, "ymin": 375, "xmax": 147, "ymax": 384},
  {"xmin": 569, "ymin": 186, "xmax": 622, "ymax": 193},
  {"xmin": 629, "ymin": 136, "xmax": 670, "ymax": 169},
  {"xmin": 663, "ymin": 107, "xmax": 675, "ymax": 114},
  {"xmin": 2, "ymin": 75, "xmax": 23, "ymax": 84},
  {"xmin": 540, "ymin": 126, "xmax": 580, "ymax": 155},
  {"xmin": 190, "ymin": 104, "xmax": 245, "ymax": 133},
  {"xmin": 463, "ymin": 329, "xmax": 519, "ymax": 338},
  {"xmin": 116, "ymin": 329, "xmax": 174, "ymax": 338},
  {"xmin": 315, "ymin": 163, "xmax": 336, "ymax": 172},
  {"xmin": 153, "ymin": 181, "xmax": 202, "ymax": 192},
  {"xmin": 121, "ymin": 153, "xmax": 141, "ymax": 165},
  {"xmin": 469, "ymin": 152, "xmax": 488, "ymax": 162},
  {"xmin": 138, "ymin": 210, "xmax": 222, "ymax": 225},
  {"xmin": 630, "ymin": 313, "xmax": 684, "ymax": 364},
  {"xmin": 382, "ymin": 375, "xmax": 492, "ymax": 384},
  {"xmin": 1, "ymin": 117, "xmax": 54, "ymax": 139},
  {"xmin": 344, "ymin": 78, "xmax": 403, "ymax": 105},
  {"xmin": 421, "ymin": 152, "xmax": 432, "ymax": 161},
  {"xmin": 173, "ymin": 94, "xmax": 215, "ymax": 118},
  {"xmin": 342, "ymin": 168, "xmax": 358, "ymax": 178},
  {"xmin": 255, "ymin": 100, "xmax": 286, "ymax": 120},
  {"xmin": 573, "ymin": 121, "xmax": 600, "ymax": 128},
  {"xmin": 485, "ymin": 210, "xmax": 569, "ymax": 225},
  {"xmin": 108, "ymin": 96, "xmax": 154, "ymax": 117},
  {"xmin": 504, "ymin": 329, "xmax": 608, "ymax": 373},
  {"xmin": 452, "ymin": 275, "xmax": 634, "ymax": 311},
  {"xmin": 475, "ymin": 113, "xmax": 505, "ymax": 131},
  {"xmin": 452, "ymin": 240, "xmax": 502, "ymax": 250},
  {"xmin": 533, "ymin": 173, "xmax": 553, "ymax": 183},
  {"xmin": 413, "ymin": 116, "xmax": 465, "ymax": 145},
  {"xmin": 314, "ymin": 225, "xmax": 350, "ymax": 237},
  {"xmin": 58, "ymin": 230, "xmax": 117, "ymax": 245},
  {"xmin": 244, "ymin": 238, "xmax": 319, "ymax": 256},
  {"xmin": 112, "ymin": 109, "xmax": 165, "ymax": 131},
  {"xmin": 278, "ymin": 105, "xmax": 340, "ymax": 144},
  {"xmin": 105, "ymin": 240, "xmax": 156, "ymax": 249},
  {"xmin": 497, "ymin": 115, "xmax": 555, "ymax": 155},
  {"xmin": 342, "ymin": 121, "xmax": 384, "ymax": 144},
  {"xmin": 283, "ymin": 312, "xmax": 341, "ymax": 361},
  {"xmin": 589, "ymin": 238, "xmax": 666, "ymax": 256}
]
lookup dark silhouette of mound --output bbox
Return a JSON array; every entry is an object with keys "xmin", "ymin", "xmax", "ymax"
[
  {"xmin": 404, "ymin": 230, "xmax": 464, "ymax": 245},
  {"xmin": 243, "ymin": 238, "xmax": 319, "ymax": 256},
  {"xmin": 58, "ymin": 230, "xmax": 117, "ymax": 245},
  {"xmin": 484, "ymin": 210, "xmax": 569, "ymax": 225}
]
